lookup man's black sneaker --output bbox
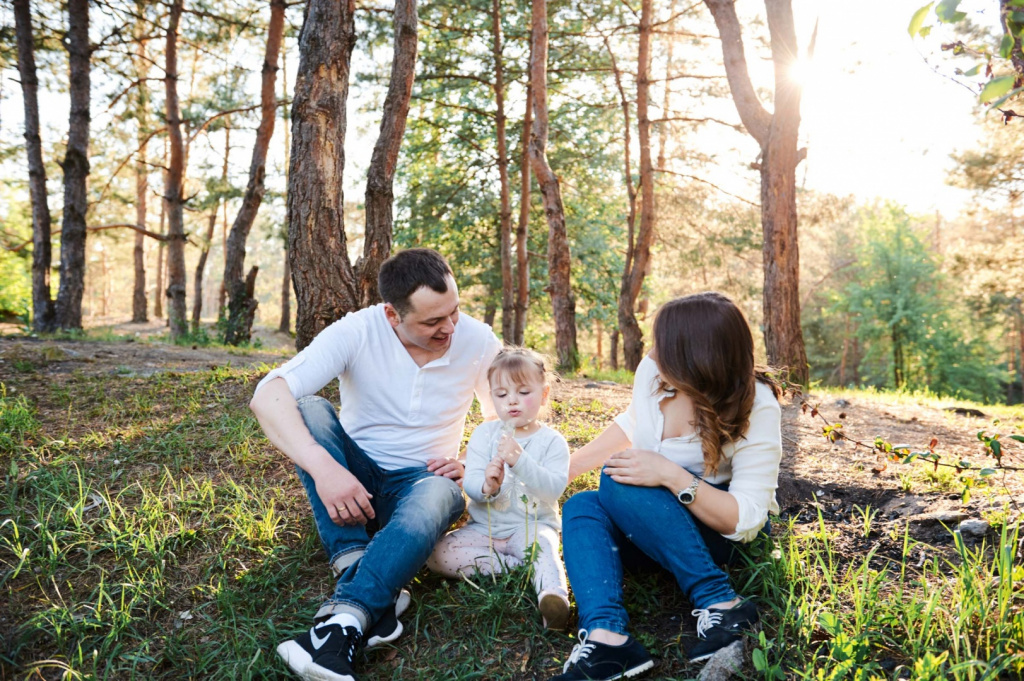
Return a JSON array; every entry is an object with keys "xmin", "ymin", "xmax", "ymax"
[
  {"xmin": 276, "ymin": 621, "xmax": 362, "ymax": 681},
  {"xmin": 687, "ymin": 600, "xmax": 759, "ymax": 662},
  {"xmin": 365, "ymin": 589, "xmax": 411, "ymax": 648},
  {"xmin": 548, "ymin": 629, "xmax": 654, "ymax": 680}
]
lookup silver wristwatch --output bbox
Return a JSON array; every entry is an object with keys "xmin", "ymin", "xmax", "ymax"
[{"xmin": 676, "ymin": 476, "xmax": 701, "ymax": 505}]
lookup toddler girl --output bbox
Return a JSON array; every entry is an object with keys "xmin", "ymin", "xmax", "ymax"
[{"xmin": 427, "ymin": 347, "xmax": 571, "ymax": 629}]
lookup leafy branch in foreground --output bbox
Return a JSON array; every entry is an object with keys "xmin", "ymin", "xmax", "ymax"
[{"xmin": 790, "ymin": 389, "xmax": 1023, "ymax": 505}]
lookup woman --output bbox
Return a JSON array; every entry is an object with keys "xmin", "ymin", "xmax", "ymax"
[{"xmin": 550, "ymin": 292, "xmax": 783, "ymax": 681}]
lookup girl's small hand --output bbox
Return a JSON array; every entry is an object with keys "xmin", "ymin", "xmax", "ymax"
[
  {"xmin": 482, "ymin": 456, "xmax": 505, "ymax": 496},
  {"xmin": 603, "ymin": 448, "xmax": 678, "ymax": 487},
  {"xmin": 497, "ymin": 432, "xmax": 523, "ymax": 466}
]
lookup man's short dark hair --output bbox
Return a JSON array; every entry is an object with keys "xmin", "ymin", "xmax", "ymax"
[{"xmin": 378, "ymin": 248, "xmax": 454, "ymax": 316}]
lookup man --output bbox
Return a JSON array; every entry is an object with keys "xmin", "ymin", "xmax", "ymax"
[{"xmin": 250, "ymin": 248, "xmax": 501, "ymax": 681}]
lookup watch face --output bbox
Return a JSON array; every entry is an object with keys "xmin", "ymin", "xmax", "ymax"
[{"xmin": 677, "ymin": 490, "xmax": 694, "ymax": 504}]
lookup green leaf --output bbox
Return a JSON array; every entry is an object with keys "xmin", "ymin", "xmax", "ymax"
[
  {"xmin": 986, "ymin": 86, "xmax": 1024, "ymax": 110},
  {"xmin": 979, "ymin": 468, "xmax": 996, "ymax": 477},
  {"xmin": 902, "ymin": 453, "xmax": 919, "ymax": 464},
  {"xmin": 979, "ymin": 77, "xmax": 1017, "ymax": 103},
  {"xmin": 753, "ymin": 649, "xmax": 767, "ymax": 671},
  {"xmin": 964, "ymin": 64, "xmax": 982, "ymax": 77},
  {"xmin": 1009, "ymin": 434, "xmax": 1024, "ymax": 443},
  {"xmin": 1001, "ymin": 34, "xmax": 1014, "ymax": 59},
  {"xmin": 935, "ymin": 0, "xmax": 964, "ymax": 22},
  {"xmin": 1011, "ymin": 0, "xmax": 1024, "ymax": 6},
  {"xmin": 909, "ymin": 3, "xmax": 934, "ymax": 36},
  {"xmin": 1011, "ymin": 11, "xmax": 1024, "ymax": 22},
  {"xmin": 958, "ymin": 459, "xmax": 972, "ymax": 469},
  {"xmin": 991, "ymin": 439, "xmax": 1002, "ymax": 459}
]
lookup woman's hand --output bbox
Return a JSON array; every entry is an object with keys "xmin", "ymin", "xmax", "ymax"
[
  {"xmin": 482, "ymin": 455, "xmax": 506, "ymax": 496},
  {"xmin": 497, "ymin": 432, "xmax": 523, "ymax": 466},
  {"xmin": 603, "ymin": 448, "xmax": 684, "ymax": 488}
]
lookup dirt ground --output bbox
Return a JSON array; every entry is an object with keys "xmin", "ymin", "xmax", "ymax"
[{"xmin": 2, "ymin": 325, "xmax": 1022, "ymax": 564}]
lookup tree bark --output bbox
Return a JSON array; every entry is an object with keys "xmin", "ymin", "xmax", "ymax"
[
  {"xmin": 513, "ymin": 45, "xmax": 533, "ymax": 346},
  {"xmin": 54, "ymin": 0, "xmax": 91, "ymax": 330},
  {"xmin": 279, "ymin": 45, "xmax": 292, "ymax": 335},
  {"xmin": 132, "ymin": 31, "xmax": 150, "ymax": 323},
  {"xmin": 193, "ymin": 125, "xmax": 231, "ymax": 333},
  {"xmin": 528, "ymin": 0, "xmax": 577, "ymax": 371},
  {"xmin": 704, "ymin": 0, "xmax": 809, "ymax": 383},
  {"xmin": 164, "ymin": 0, "xmax": 188, "ymax": 339},
  {"xmin": 289, "ymin": 0, "xmax": 359, "ymax": 349},
  {"xmin": 13, "ymin": 0, "xmax": 55, "ymax": 332},
  {"xmin": 155, "ymin": 136, "xmax": 167, "ymax": 319},
  {"xmin": 222, "ymin": 0, "xmax": 286, "ymax": 344},
  {"xmin": 491, "ymin": 0, "xmax": 514, "ymax": 341},
  {"xmin": 357, "ymin": 0, "xmax": 418, "ymax": 308}
]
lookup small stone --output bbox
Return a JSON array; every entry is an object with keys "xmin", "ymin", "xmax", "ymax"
[
  {"xmin": 584, "ymin": 382, "xmax": 600, "ymax": 388},
  {"xmin": 957, "ymin": 518, "xmax": 990, "ymax": 536},
  {"xmin": 697, "ymin": 640, "xmax": 745, "ymax": 681}
]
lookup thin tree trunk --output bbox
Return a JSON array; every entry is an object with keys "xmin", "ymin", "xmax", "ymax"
[
  {"xmin": 54, "ymin": 0, "xmax": 91, "ymax": 330},
  {"xmin": 528, "ymin": 0, "xmax": 577, "ymax": 371},
  {"xmin": 13, "ymin": 0, "xmax": 55, "ymax": 332},
  {"xmin": 132, "ymin": 33, "xmax": 150, "ymax": 323},
  {"xmin": 279, "ymin": 45, "xmax": 292, "ymax": 335},
  {"xmin": 704, "ymin": 0, "xmax": 809, "ymax": 383},
  {"xmin": 610, "ymin": 327, "xmax": 619, "ymax": 370},
  {"xmin": 513, "ymin": 46, "xmax": 533, "ymax": 346},
  {"xmin": 289, "ymin": 0, "xmax": 359, "ymax": 349},
  {"xmin": 491, "ymin": 0, "xmax": 514, "ymax": 341},
  {"xmin": 193, "ymin": 125, "xmax": 230, "ymax": 333},
  {"xmin": 164, "ymin": 0, "xmax": 188, "ymax": 339},
  {"xmin": 357, "ymin": 0, "xmax": 418, "ymax": 307},
  {"xmin": 155, "ymin": 136, "xmax": 167, "ymax": 319},
  {"xmin": 222, "ymin": 0, "xmax": 286, "ymax": 344}
]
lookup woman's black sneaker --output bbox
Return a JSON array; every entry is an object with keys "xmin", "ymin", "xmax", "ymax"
[
  {"xmin": 276, "ymin": 621, "xmax": 362, "ymax": 681},
  {"xmin": 687, "ymin": 600, "xmax": 759, "ymax": 662},
  {"xmin": 548, "ymin": 629, "xmax": 654, "ymax": 680}
]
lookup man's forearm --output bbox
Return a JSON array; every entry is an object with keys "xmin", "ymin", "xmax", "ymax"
[{"xmin": 249, "ymin": 377, "xmax": 333, "ymax": 477}]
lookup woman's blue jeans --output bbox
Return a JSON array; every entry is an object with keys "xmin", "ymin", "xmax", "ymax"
[
  {"xmin": 562, "ymin": 473, "xmax": 752, "ymax": 636},
  {"xmin": 294, "ymin": 396, "xmax": 466, "ymax": 628}
]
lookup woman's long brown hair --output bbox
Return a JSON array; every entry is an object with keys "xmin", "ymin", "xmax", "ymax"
[{"xmin": 652, "ymin": 292, "xmax": 780, "ymax": 476}]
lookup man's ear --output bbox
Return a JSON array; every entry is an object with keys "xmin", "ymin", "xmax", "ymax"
[{"xmin": 384, "ymin": 303, "xmax": 401, "ymax": 329}]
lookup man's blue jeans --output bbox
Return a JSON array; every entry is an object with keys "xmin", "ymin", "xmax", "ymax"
[
  {"xmin": 562, "ymin": 473, "xmax": 751, "ymax": 636},
  {"xmin": 294, "ymin": 396, "xmax": 465, "ymax": 629}
]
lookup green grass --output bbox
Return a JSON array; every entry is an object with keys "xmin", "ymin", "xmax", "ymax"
[{"xmin": 1, "ymin": 368, "xmax": 1022, "ymax": 680}]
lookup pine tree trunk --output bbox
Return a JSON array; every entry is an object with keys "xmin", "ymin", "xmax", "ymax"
[
  {"xmin": 164, "ymin": 0, "xmax": 188, "ymax": 340},
  {"xmin": 513, "ymin": 53, "xmax": 532, "ymax": 346},
  {"xmin": 704, "ymin": 0, "xmax": 809, "ymax": 383},
  {"xmin": 13, "ymin": 0, "xmax": 55, "ymax": 332},
  {"xmin": 278, "ymin": 44, "xmax": 292, "ymax": 335},
  {"xmin": 528, "ymin": 0, "xmax": 577, "ymax": 371},
  {"xmin": 759, "ymin": 0, "xmax": 807, "ymax": 382},
  {"xmin": 358, "ymin": 0, "xmax": 418, "ymax": 307},
  {"xmin": 132, "ymin": 34, "xmax": 150, "ymax": 323},
  {"xmin": 54, "ymin": 0, "xmax": 91, "ymax": 330},
  {"xmin": 491, "ymin": 0, "xmax": 514, "ymax": 341},
  {"xmin": 223, "ymin": 0, "xmax": 286, "ymax": 344},
  {"xmin": 155, "ymin": 140, "xmax": 167, "ymax": 320},
  {"xmin": 289, "ymin": 0, "xmax": 359, "ymax": 349}
]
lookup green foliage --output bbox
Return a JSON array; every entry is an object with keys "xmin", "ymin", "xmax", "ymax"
[
  {"xmin": 0, "ymin": 190, "xmax": 33, "ymax": 323},
  {"xmin": 803, "ymin": 200, "xmax": 1004, "ymax": 403}
]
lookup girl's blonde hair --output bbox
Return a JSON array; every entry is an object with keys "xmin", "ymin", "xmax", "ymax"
[{"xmin": 487, "ymin": 346, "xmax": 554, "ymax": 388}]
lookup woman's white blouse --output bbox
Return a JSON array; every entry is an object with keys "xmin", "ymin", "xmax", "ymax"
[{"xmin": 612, "ymin": 355, "xmax": 783, "ymax": 543}]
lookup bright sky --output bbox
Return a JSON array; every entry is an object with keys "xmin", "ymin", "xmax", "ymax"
[{"xmin": 791, "ymin": 0, "xmax": 994, "ymax": 215}]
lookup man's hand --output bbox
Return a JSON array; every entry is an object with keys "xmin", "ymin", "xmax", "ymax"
[
  {"xmin": 427, "ymin": 457, "xmax": 465, "ymax": 486},
  {"xmin": 602, "ymin": 448, "xmax": 680, "ymax": 488},
  {"xmin": 482, "ymin": 455, "xmax": 505, "ymax": 496},
  {"xmin": 497, "ymin": 432, "xmax": 523, "ymax": 467},
  {"xmin": 312, "ymin": 460, "xmax": 375, "ymax": 526}
]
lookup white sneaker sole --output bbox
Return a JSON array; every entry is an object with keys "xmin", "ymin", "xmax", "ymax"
[
  {"xmin": 276, "ymin": 639, "xmax": 356, "ymax": 681},
  {"xmin": 365, "ymin": 588, "xmax": 411, "ymax": 648},
  {"xmin": 615, "ymin": 659, "xmax": 655, "ymax": 679}
]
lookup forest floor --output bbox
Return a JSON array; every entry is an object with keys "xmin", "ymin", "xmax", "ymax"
[{"xmin": 1, "ymin": 330, "xmax": 1022, "ymax": 680}]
